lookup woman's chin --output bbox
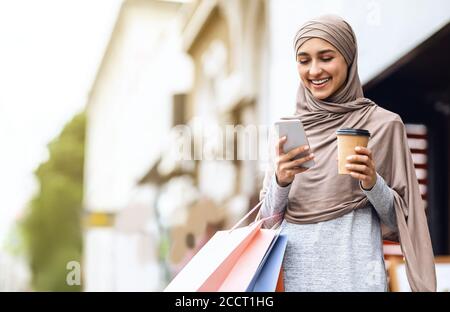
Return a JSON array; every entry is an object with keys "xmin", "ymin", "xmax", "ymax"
[{"xmin": 311, "ymin": 90, "xmax": 331, "ymax": 100}]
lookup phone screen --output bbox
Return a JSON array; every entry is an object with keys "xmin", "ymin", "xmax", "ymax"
[{"xmin": 275, "ymin": 120, "xmax": 314, "ymax": 168}]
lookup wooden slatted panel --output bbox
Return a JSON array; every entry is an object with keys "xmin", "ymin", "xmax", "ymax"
[{"xmin": 405, "ymin": 123, "xmax": 428, "ymax": 206}]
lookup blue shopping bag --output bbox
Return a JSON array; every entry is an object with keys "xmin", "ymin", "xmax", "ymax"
[{"xmin": 247, "ymin": 234, "xmax": 287, "ymax": 292}]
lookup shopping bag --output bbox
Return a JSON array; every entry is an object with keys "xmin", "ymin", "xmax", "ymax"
[
  {"xmin": 247, "ymin": 234, "xmax": 287, "ymax": 292},
  {"xmin": 164, "ymin": 219, "xmax": 263, "ymax": 292},
  {"xmin": 217, "ymin": 228, "xmax": 281, "ymax": 291},
  {"xmin": 275, "ymin": 267, "xmax": 284, "ymax": 292},
  {"xmin": 164, "ymin": 201, "xmax": 283, "ymax": 292}
]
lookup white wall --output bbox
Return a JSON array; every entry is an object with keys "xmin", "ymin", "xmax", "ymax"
[
  {"xmin": 267, "ymin": 0, "xmax": 450, "ymax": 122},
  {"xmin": 84, "ymin": 1, "xmax": 191, "ymax": 213},
  {"xmin": 84, "ymin": 228, "xmax": 116, "ymax": 291}
]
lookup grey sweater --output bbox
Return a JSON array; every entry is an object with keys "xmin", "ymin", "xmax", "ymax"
[{"xmin": 260, "ymin": 172, "xmax": 397, "ymax": 292}]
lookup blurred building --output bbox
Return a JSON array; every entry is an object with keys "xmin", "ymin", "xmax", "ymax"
[
  {"xmin": 83, "ymin": 0, "xmax": 450, "ymax": 291},
  {"xmin": 83, "ymin": 0, "xmax": 190, "ymax": 291},
  {"xmin": 138, "ymin": 0, "xmax": 270, "ymax": 279}
]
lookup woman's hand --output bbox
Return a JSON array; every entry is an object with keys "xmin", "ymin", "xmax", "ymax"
[
  {"xmin": 345, "ymin": 146, "xmax": 376, "ymax": 190},
  {"xmin": 275, "ymin": 136, "xmax": 315, "ymax": 187}
]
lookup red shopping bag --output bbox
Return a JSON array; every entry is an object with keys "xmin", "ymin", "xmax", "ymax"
[{"xmin": 276, "ymin": 267, "xmax": 284, "ymax": 292}]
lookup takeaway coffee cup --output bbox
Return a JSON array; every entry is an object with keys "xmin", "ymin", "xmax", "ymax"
[{"xmin": 336, "ymin": 128, "xmax": 371, "ymax": 174}]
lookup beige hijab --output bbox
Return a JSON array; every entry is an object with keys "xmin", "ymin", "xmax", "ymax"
[{"xmin": 261, "ymin": 15, "xmax": 436, "ymax": 292}]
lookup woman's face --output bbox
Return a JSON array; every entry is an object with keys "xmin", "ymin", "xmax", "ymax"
[{"xmin": 296, "ymin": 38, "xmax": 348, "ymax": 100}]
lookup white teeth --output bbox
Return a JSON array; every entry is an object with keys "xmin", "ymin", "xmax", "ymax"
[{"xmin": 311, "ymin": 78, "xmax": 330, "ymax": 85}]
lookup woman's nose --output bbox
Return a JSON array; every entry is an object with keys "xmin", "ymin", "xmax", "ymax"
[{"xmin": 309, "ymin": 61, "xmax": 322, "ymax": 76}]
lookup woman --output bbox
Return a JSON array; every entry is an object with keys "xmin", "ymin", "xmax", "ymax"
[{"xmin": 260, "ymin": 15, "xmax": 436, "ymax": 292}]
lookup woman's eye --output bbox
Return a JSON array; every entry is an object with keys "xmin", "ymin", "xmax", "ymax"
[
  {"xmin": 322, "ymin": 57, "xmax": 333, "ymax": 62},
  {"xmin": 298, "ymin": 59, "xmax": 309, "ymax": 64}
]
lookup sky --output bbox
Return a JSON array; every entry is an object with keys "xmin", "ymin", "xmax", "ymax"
[{"xmin": 0, "ymin": 0, "xmax": 123, "ymax": 248}]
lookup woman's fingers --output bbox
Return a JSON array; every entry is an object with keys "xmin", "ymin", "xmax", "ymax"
[
  {"xmin": 275, "ymin": 139, "xmax": 313, "ymax": 186},
  {"xmin": 346, "ymin": 146, "xmax": 372, "ymax": 163},
  {"xmin": 346, "ymin": 154, "xmax": 370, "ymax": 165},
  {"xmin": 283, "ymin": 153, "xmax": 315, "ymax": 169},
  {"xmin": 283, "ymin": 166, "xmax": 308, "ymax": 178},
  {"xmin": 280, "ymin": 144, "xmax": 310, "ymax": 162},
  {"xmin": 345, "ymin": 163, "xmax": 370, "ymax": 174},
  {"xmin": 349, "ymin": 171, "xmax": 371, "ymax": 182},
  {"xmin": 354, "ymin": 146, "xmax": 372, "ymax": 158},
  {"xmin": 276, "ymin": 136, "xmax": 287, "ymax": 156},
  {"xmin": 347, "ymin": 146, "xmax": 377, "ymax": 189}
]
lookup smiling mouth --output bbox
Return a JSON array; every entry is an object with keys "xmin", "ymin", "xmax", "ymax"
[{"xmin": 310, "ymin": 77, "xmax": 331, "ymax": 87}]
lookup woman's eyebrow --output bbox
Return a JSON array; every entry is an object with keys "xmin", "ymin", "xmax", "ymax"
[
  {"xmin": 297, "ymin": 49, "xmax": 336, "ymax": 56},
  {"xmin": 317, "ymin": 49, "xmax": 336, "ymax": 54}
]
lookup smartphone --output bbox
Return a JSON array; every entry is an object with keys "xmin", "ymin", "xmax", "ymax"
[{"xmin": 274, "ymin": 119, "xmax": 315, "ymax": 169}]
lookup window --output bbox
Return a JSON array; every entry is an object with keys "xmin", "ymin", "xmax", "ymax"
[{"xmin": 172, "ymin": 93, "xmax": 187, "ymax": 126}]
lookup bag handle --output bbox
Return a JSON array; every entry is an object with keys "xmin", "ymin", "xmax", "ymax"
[
  {"xmin": 269, "ymin": 217, "xmax": 284, "ymax": 230},
  {"xmin": 229, "ymin": 199, "xmax": 283, "ymax": 232}
]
